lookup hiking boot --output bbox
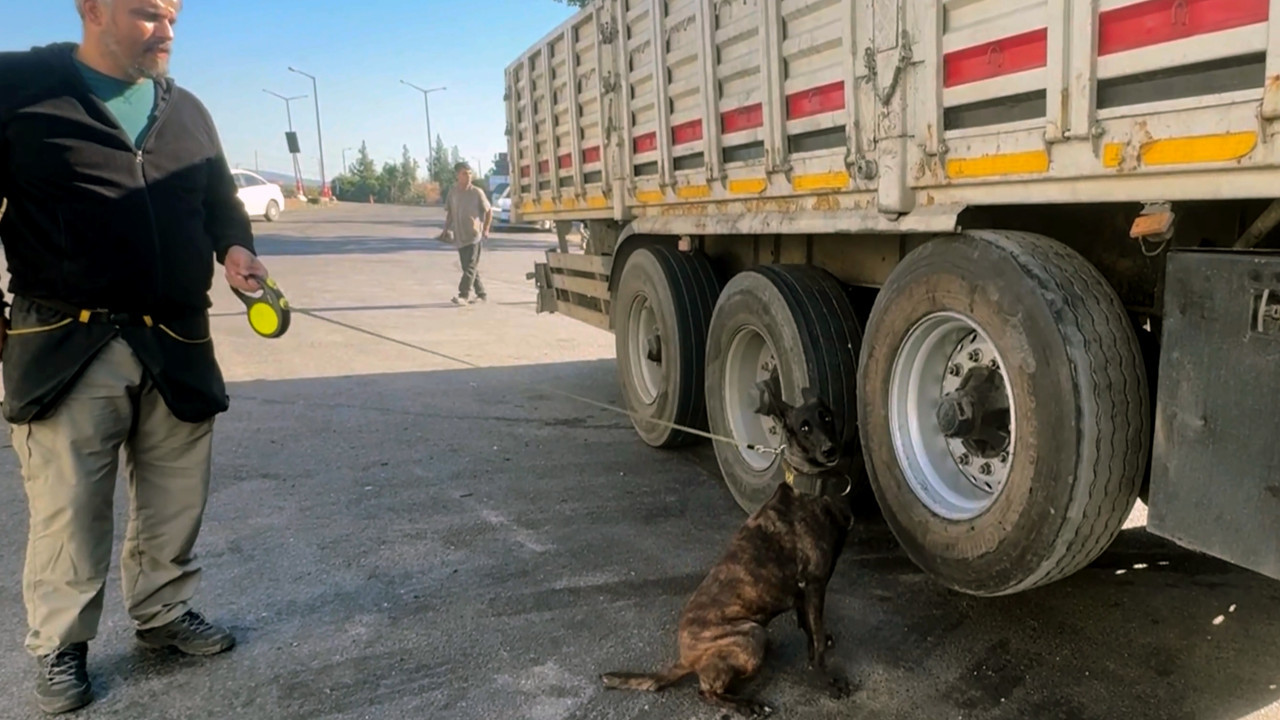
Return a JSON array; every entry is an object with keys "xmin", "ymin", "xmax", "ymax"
[
  {"xmin": 34, "ymin": 643, "xmax": 92, "ymax": 715},
  {"xmin": 136, "ymin": 610, "xmax": 235, "ymax": 656}
]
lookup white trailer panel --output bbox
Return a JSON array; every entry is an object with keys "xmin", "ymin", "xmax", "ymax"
[{"xmin": 507, "ymin": 0, "xmax": 1280, "ymax": 226}]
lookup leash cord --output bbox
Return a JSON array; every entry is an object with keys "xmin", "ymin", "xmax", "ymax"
[{"xmin": 291, "ymin": 307, "xmax": 783, "ymax": 456}]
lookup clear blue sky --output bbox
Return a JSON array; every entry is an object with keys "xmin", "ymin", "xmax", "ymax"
[{"xmin": 3, "ymin": 0, "xmax": 578, "ymax": 182}]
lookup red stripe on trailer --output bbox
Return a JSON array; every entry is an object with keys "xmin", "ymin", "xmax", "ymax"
[
  {"xmin": 1099, "ymin": 0, "xmax": 1269, "ymax": 56},
  {"xmin": 722, "ymin": 103, "xmax": 764, "ymax": 134},
  {"xmin": 672, "ymin": 119, "xmax": 704, "ymax": 146},
  {"xmin": 538, "ymin": 159, "xmax": 551, "ymax": 174},
  {"xmin": 558, "ymin": 153, "xmax": 573, "ymax": 170},
  {"xmin": 943, "ymin": 28, "xmax": 1048, "ymax": 88},
  {"xmin": 582, "ymin": 146, "xmax": 601, "ymax": 164},
  {"xmin": 520, "ymin": 165, "xmax": 531, "ymax": 178},
  {"xmin": 786, "ymin": 81, "xmax": 846, "ymax": 120},
  {"xmin": 634, "ymin": 132, "xmax": 658, "ymax": 154}
]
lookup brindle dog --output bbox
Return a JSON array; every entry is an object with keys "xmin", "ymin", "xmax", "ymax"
[{"xmin": 601, "ymin": 374, "xmax": 856, "ymax": 717}]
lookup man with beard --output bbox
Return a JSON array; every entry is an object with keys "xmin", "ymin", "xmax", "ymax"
[{"xmin": 0, "ymin": 0, "xmax": 269, "ymax": 713}]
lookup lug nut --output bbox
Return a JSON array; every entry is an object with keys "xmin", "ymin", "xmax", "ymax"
[
  {"xmin": 979, "ymin": 462, "xmax": 993, "ymax": 476},
  {"xmin": 989, "ymin": 359, "xmax": 1000, "ymax": 370},
  {"xmin": 999, "ymin": 452, "xmax": 1010, "ymax": 464},
  {"xmin": 948, "ymin": 363, "xmax": 963, "ymax": 377},
  {"xmin": 968, "ymin": 348, "xmax": 983, "ymax": 364},
  {"xmin": 957, "ymin": 453, "xmax": 972, "ymax": 466}
]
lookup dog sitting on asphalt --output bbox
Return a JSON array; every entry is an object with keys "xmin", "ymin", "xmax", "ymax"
[{"xmin": 601, "ymin": 374, "xmax": 856, "ymax": 718}]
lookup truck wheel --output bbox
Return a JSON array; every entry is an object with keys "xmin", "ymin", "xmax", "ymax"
[
  {"xmin": 613, "ymin": 244, "xmax": 721, "ymax": 448},
  {"xmin": 858, "ymin": 231, "xmax": 1149, "ymax": 596},
  {"xmin": 705, "ymin": 266, "xmax": 862, "ymax": 513}
]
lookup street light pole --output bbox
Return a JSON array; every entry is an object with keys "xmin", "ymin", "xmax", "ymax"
[
  {"xmin": 263, "ymin": 89, "xmax": 308, "ymax": 196},
  {"xmin": 342, "ymin": 147, "xmax": 355, "ymax": 172},
  {"xmin": 289, "ymin": 66, "xmax": 329, "ymax": 199},
  {"xmin": 400, "ymin": 80, "xmax": 446, "ymax": 173}
]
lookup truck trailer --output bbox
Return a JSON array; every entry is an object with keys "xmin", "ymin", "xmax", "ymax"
[{"xmin": 508, "ymin": 0, "xmax": 1280, "ymax": 596}]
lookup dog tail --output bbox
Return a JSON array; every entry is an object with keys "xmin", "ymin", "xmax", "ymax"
[{"xmin": 600, "ymin": 664, "xmax": 693, "ymax": 692}]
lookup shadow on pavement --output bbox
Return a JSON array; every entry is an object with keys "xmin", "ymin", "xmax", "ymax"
[{"xmin": 0, "ymin": 360, "xmax": 1276, "ymax": 719}]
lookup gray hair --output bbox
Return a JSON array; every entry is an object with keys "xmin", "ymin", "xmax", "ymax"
[{"xmin": 74, "ymin": 0, "xmax": 110, "ymax": 19}]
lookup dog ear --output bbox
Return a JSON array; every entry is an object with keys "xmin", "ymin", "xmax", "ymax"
[
  {"xmin": 800, "ymin": 386, "xmax": 820, "ymax": 404},
  {"xmin": 754, "ymin": 373, "xmax": 785, "ymax": 419}
]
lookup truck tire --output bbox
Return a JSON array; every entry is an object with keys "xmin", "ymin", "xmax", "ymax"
[
  {"xmin": 705, "ymin": 266, "xmax": 863, "ymax": 513},
  {"xmin": 858, "ymin": 231, "xmax": 1149, "ymax": 596},
  {"xmin": 613, "ymin": 244, "xmax": 721, "ymax": 448}
]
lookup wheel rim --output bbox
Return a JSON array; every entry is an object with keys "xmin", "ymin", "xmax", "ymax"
[
  {"xmin": 723, "ymin": 326, "xmax": 780, "ymax": 471},
  {"xmin": 889, "ymin": 312, "xmax": 1016, "ymax": 521},
  {"xmin": 626, "ymin": 294, "xmax": 663, "ymax": 405}
]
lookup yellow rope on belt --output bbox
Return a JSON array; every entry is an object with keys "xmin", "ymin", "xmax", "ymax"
[
  {"xmin": 157, "ymin": 324, "xmax": 212, "ymax": 344},
  {"xmin": 5, "ymin": 318, "xmax": 74, "ymax": 336},
  {"xmin": 4, "ymin": 310, "xmax": 210, "ymax": 344}
]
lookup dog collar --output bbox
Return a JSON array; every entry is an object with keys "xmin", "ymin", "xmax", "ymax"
[
  {"xmin": 785, "ymin": 464, "xmax": 826, "ymax": 497},
  {"xmin": 785, "ymin": 464, "xmax": 851, "ymax": 498}
]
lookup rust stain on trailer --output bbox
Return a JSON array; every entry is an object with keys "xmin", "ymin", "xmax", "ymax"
[
  {"xmin": 658, "ymin": 204, "xmax": 711, "ymax": 217},
  {"xmin": 1263, "ymin": 74, "xmax": 1280, "ymax": 119},
  {"xmin": 742, "ymin": 198, "xmax": 804, "ymax": 214},
  {"xmin": 811, "ymin": 195, "xmax": 842, "ymax": 212}
]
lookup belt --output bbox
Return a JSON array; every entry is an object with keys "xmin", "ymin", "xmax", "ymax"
[
  {"xmin": 26, "ymin": 297, "xmax": 156, "ymax": 327},
  {"xmin": 11, "ymin": 296, "xmax": 209, "ymax": 345}
]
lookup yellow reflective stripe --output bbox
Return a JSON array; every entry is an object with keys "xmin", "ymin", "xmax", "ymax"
[
  {"xmin": 1104, "ymin": 131, "xmax": 1258, "ymax": 169},
  {"xmin": 728, "ymin": 178, "xmax": 768, "ymax": 195},
  {"xmin": 792, "ymin": 171, "xmax": 850, "ymax": 192},
  {"xmin": 946, "ymin": 150, "xmax": 1050, "ymax": 179},
  {"xmin": 675, "ymin": 184, "xmax": 711, "ymax": 199}
]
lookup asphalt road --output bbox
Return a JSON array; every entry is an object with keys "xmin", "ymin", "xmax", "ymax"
[{"xmin": 0, "ymin": 203, "xmax": 1278, "ymax": 720}]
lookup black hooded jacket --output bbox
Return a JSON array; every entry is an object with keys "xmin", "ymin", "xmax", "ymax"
[{"xmin": 0, "ymin": 42, "xmax": 257, "ymax": 423}]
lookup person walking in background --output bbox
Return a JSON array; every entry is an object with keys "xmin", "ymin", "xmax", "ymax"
[
  {"xmin": 0, "ymin": 0, "xmax": 268, "ymax": 713},
  {"xmin": 442, "ymin": 161, "xmax": 493, "ymax": 305}
]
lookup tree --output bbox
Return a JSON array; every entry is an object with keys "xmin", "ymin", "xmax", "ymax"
[
  {"xmin": 333, "ymin": 141, "xmax": 383, "ymax": 203},
  {"xmin": 376, "ymin": 144, "xmax": 418, "ymax": 204},
  {"xmin": 555, "ymin": 0, "xmax": 592, "ymax": 6},
  {"xmin": 428, "ymin": 135, "xmax": 452, "ymax": 186}
]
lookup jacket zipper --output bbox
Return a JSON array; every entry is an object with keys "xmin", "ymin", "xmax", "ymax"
[{"xmin": 133, "ymin": 83, "xmax": 176, "ymax": 309}]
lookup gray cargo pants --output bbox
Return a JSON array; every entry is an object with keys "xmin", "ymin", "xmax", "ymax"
[
  {"xmin": 457, "ymin": 241, "xmax": 486, "ymax": 300},
  {"xmin": 11, "ymin": 337, "xmax": 213, "ymax": 656}
]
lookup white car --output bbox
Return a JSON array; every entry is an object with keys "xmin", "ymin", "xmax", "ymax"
[
  {"xmin": 232, "ymin": 169, "xmax": 285, "ymax": 222},
  {"xmin": 493, "ymin": 184, "xmax": 552, "ymax": 232}
]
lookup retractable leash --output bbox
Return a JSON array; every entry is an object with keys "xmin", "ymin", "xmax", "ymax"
[
  {"xmin": 282, "ymin": 303, "xmax": 784, "ymax": 457},
  {"xmin": 224, "ymin": 272, "xmax": 780, "ymax": 454},
  {"xmin": 232, "ymin": 275, "xmax": 292, "ymax": 339}
]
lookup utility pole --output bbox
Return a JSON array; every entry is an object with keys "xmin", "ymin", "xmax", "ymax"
[
  {"xmin": 263, "ymin": 89, "xmax": 308, "ymax": 196},
  {"xmin": 342, "ymin": 147, "xmax": 355, "ymax": 173},
  {"xmin": 289, "ymin": 67, "xmax": 330, "ymax": 199},
  {"xmin": 400, "ymin": 80, "xmax": 446, "ymax": 173}
]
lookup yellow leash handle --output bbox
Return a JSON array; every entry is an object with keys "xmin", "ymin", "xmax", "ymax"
[{"xmin": 232, "ymin": 275, "xmax": 291, "ymax": 339}]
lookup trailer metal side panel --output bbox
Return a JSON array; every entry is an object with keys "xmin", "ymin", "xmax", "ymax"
[{"xmin": 507, "ymin": 0, "xmax": 1280, "ymax": 227}]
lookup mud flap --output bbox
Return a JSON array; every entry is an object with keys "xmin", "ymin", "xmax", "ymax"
[{"xmin": 1148, "ymin": 249, "xmax": 1280, "ymax": 581}]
